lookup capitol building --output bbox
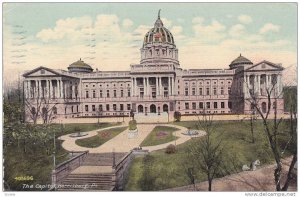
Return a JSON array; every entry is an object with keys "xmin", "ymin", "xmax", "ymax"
[{"xmin": 23, "ymin": 12, "xmax": 284, "ymax": 122}]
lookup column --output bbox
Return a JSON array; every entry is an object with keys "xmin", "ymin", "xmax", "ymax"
[
  {"xmin": 39, "ymin": 80, "xmax": 42, "ymax": 98},
  {"xmin": 160, "ymin": 77, "xmax": 163, "ymax": 96},
  {"xmin": 49, "ymin": 80, "xmax": 53, "ymax": 98},
  {"xmin": 257, "ymin": 75, "xmax": 261, "ymax": 95},
  {"xmin": 60, "ymin": 80, "xmax": 64, "ymax": 98},
  {"xmin": 143, "ymin": 78, "xmax": 146, "ymax": 97},
  {"xmin": 131, "ymin": 78, "xmax": 134, "ymax": 97},
  {"xmin": 168, "ymin": 77, "xmax": 171, "ymax": 96},
  {"xmin": 135, "ymin": 78, "xmax": 138, "ymax": 97},
  {"xmin": 156, "ymin": 77, "xmax": 159, "ymax": 96},
  {"xmin": 72, "ymin": 84, "xmax": 75, "ymax": 99}
]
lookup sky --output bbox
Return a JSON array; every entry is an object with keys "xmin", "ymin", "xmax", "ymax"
[{"xmin": 3, "ymin": 3, "xmax": 297, "ymax": 86}]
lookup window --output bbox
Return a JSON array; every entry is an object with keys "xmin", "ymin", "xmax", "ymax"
[
  {"xmin": 106, "ymin": 104, "xmax": 110, "ymax": 111},
  {"xmin": 192, "ymin": 102, "xmax": 196, "ymax": 110},
  {"xmin": 214, "ymin": 102, "xmax": 218, "ymax": 109},
  {"xmin": 206, "ymin": 88, "xmax": 210, "ymax": 95},
  {"xmin": 221, "ymin": 87, "xmax": 224, "ymax": 95},
  {"xmin": 86, "ymin": 91, "xmax": 89, "ymax": 98},
  {"xmin": 127, "ymin": 104, "xmax": 131, "ymax": 110},
  {"xmin": 32, "ymin": 107, "xmax": 36, "ymax": 115},
  {"xmin": 221, "ymin": 102, "xmax": 225, "ymax": 108},
  {"xmin": 53, "ymin": 107, "xmax": 57, "ymax": 114},
  {"xmin": 92, "ymin": 105, "xmax": 95, "ymax": 111},
  {"xmin": 71, "ymin": 106, "xmax": 74, "ymax": 113},
  {"xmin": 77, "ymin": 105, "xmax": 79, "ymax": 112},
  {"xmin": 206, "ymin": 102, "xmax": 210, "ymax": 109},
  {"xmin": 185, "ymin": 88, "xmax": 189, "ymax": 96},
  {"xmin": 114, "ymin": 90, "xmax": 117, "ymax": 98},
  {"xmin": 107, "ymin": 90, "xmax": 110, "ymax": 97},
  {"xmin": 199, "ymin": 102, "xmax": 203, "ymax": 109},
  {"xmin": 185, "ymin": 102, "xmax": 189, "ymax": 110},
  {"xmin": 192, "ymin": 88, "xmax": 196, "ymax": 95},
  {"xmin": 120, "ymin": 104, "xmax": 124, "ymax": 111},
  {"xmin": 113, "ymin": 104, "xmax": 117, "ymax": 111},
  {"xmin": 199, "ymin": 88, "xmax": 203, "ymax": 95},
  {"xmin": 100, "ymin": 90, "xmax": 103, "ymax": 98},
  {"xmin": 85, "ymin": 105, "xmax": 88, "ymax": 112},
  {"xmin": 213, "ymin": 87, "xmax": 217, "ymax": 95},
  {"xmin": 228, "ymin": 87, "xmax": 231, "ymax": 94},
  {"xmin": 99, "ymin": 105, "xmax": 103, "ymax": 111},
  {"xmin": 128, "ymin": 89, "xmax": 131, "ymax": 97},
  {"xmin": 93, "ymin": 90, "xmax": 96, "ymax": 98},
  {"xmin": 121, "ymin": 90, "xmax": 124, "ymax": 97}
]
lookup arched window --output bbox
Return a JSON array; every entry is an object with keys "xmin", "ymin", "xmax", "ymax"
[
  {"xmin": 262, "ymin": 102, "xmax": 267, "ymax": 113},
  {"xmin": 163, "ymin": 104, "xmax": 168, "ymax": 112},
  {"xmin": 53, "ymin": 107, "xmax": 57, "ymax": 115},
  {"xmin": 138, "ymin": 105, "xmax": 144, "ymax": 113}
]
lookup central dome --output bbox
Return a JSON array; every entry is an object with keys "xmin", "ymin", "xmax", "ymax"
[
  {"xmin": 68, "ymin": 58, "xmax": 93, "ymax": 73},
  {"xmin": 143, "ymin": 10, "xmax": 175, "ymax": 46}
]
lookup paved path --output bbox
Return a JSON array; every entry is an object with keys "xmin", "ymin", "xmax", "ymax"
[{"xmin": 59, "ymin": 124, "xmax": 205, "ymax": 153}]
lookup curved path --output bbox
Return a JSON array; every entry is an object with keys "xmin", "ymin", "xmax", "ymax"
[{"xmin": 59, "ymin": 124, "xmax": 205, "ymax": 153}]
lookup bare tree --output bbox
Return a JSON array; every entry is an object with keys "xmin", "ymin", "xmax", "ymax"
[
  {"xmin": 188, "ymin": 113, "xmax": 224, "ymax": 191},
  {"xmin": 244, "ymin": 75, "xmax": 297, "ymax": 191},
  {"xmin": 25, "ymin": 96, "xmax": 58, "ymax": 124}
]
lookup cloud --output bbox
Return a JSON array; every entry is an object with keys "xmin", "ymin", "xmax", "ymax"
[
  {"xmin": 193, "ymin": 19, "xmax": 226, "ymax": 42},
  {"xmin": 122, "ymin": 18, "xmax": 133, "ymax": 28},
  {"xmin": 259, "ymin": 23, "xmax": 280, "ymax": 34},
  {"xmin": 36, "ymin": 16, "xmax": 92, "ymax": 42},
  {"xmin": 238, "ymin": 15, "xmax": 253, "ymax": 24},
  {"xmin": 171, "ymin": 26, "xmax": 183, "ymax": 34},
  {"xmin": 229, "ymin": 24, "xmax": 245, "ymax": 37},
  {"xmin": 192, "ymin": 17, "xmax": 204, "ymax": 24},
  {"xmin": 161, "ymin": 17, "xmax": 172, "ymax": 28}
]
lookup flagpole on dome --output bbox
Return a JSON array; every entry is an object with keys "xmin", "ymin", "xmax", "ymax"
[{"xmin": 158, "ymin": 9, "xmax": 161, "ymax": 19}]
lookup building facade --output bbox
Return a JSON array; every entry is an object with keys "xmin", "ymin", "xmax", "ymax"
[{"xmin": 23, "ymin": 12, "xmax": 284, "ymax": 122}]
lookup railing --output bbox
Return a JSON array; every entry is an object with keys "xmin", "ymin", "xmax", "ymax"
[{"xmin": 51, "ymin": 151, "xmax": 88, "ymax": 185}]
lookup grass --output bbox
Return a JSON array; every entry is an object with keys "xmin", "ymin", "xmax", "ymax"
[
  {"xmin": 51, "ymin": 122, "xmax": 122, "ymax": 137},
  {"xmin": 140, "ymin": 126, "xmax": 179, "ymax": 147},
  {"xmin": 125, "ymin": 120, "xmax": 294, "ymax": 191},
  {"xmin": 3, "ymin": 122, "xmax": 118, "ymax": 191},
  {"xmin": 75, "ymin": 126, "xmax": 128, "ymax": 148}
]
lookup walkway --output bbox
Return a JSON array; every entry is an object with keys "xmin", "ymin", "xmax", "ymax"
[{"xmin": 59, "ymin": 124, "xmax": 205, "ymax": 153}]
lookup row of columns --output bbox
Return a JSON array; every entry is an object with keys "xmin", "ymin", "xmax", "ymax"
[
  {"xmin": 131, "ymin": 76, "xmax": 174, "ymax": 97},
  {"xmin": 244, "ymin": 74, "xmax": 282, "ymax": 97},
  {"xmin": 24, "ymin": 79, "xmax": 67, "ymax": 99}
]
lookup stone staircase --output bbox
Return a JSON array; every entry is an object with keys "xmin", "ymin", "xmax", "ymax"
[
  {"xmin": 58, "ymin": 173, "xmax": 115, "ymax": 191},
  {"xmin": 82, "ymin": 153, "xmax": 126, "ymax": 166},
  {"xmin": 55, "ymin": 152, "xmax": 127, "ymax": 191}
]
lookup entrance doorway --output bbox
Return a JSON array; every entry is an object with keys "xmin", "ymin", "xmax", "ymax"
[
  {"xmin": 138, "ymin": 105, "xmax": 144, "ymax": 113},
  {"xmin": 163, "ymin": 104, "xmax": 169, "ymax": 112},
  {"xmin": 150, "ymin": 104, "xmax": 156, "ymax": 113}
]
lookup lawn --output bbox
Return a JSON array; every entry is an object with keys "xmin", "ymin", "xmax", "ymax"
[
  {"xmin": 3, "ymin": 122, "xmax": 118, "ymax": 191},
  {"xmin": 52, "ymin": 122, "xmax": 122, "ymax": 137},
  {"xmin": 140, "ymin": 126, "xmax": 179, "ymax": 147},
  {"xmin": 75, "ymin": 126, "xmax": 128, "ymax": 148},
  {"xmin": 125, "ymin": 120, "xmax": 294, "ymax": 191}
]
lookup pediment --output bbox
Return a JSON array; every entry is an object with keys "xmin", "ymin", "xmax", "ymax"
[
  {"xmin": 23, "ymin": 66, "xmax": 61, "ymax": 77},
  {"xmin": 246, "ymin": 61, "xmax": 284, "ymax": 72}
]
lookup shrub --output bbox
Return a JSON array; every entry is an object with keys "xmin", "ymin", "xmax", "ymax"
[
  {"xmin": 174, "ymin": 111, "xmax": 181, "ymax": 122},
  {"xmin": 129, "ymin": 119, "xmax": 137, "ymax": 130},
  {"xmin": 165, "ymin": 144, "xmax": 176, "ymax": 154}
]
